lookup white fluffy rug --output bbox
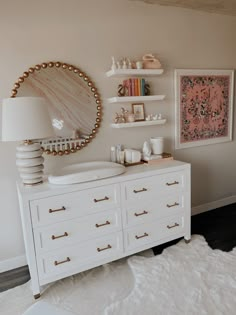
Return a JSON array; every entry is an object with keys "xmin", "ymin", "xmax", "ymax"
[{"xmin": 1, "ymin": 235, "xmax": 236, "ymax": 315}]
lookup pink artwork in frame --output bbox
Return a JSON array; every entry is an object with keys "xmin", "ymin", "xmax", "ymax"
[{"xmin": 175, "ymin": 69, "xmax": 234, "ymax": 149}]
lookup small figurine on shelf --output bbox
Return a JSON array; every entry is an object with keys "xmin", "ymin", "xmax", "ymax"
[
  {"xmin": 121, "ymin": 107, "xmax": 128, "ymax": 120},
  {"xmin": 122, "ymin": 58, "xmax": 128, "ymax": 69},
  {"xmin": 114, "ymin": 113, "xmax": 125, "ymax": 124},
  {"xmin": 111, "ymin": 56, "xmax": 117, "ymax": 70},
  {"xmin": 127, "ymin": 58, "xmax": 132, "ymax": 69},
  {"xmin": 142, "ymin": 53, "xmax": 162, "ymax": 69},
  {"xmin": 116, "ymin": 60, "xmax": 122, "ymax": 69}
]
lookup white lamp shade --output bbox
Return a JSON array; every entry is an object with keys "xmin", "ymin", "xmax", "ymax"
[{"xmin": 2, "ymin": 97, "xmax": 54, "ymax": 141}]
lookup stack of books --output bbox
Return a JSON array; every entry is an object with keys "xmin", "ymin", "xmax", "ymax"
[{"xmin": 122, "ymin": 78, "xmax": 147, "ymax": 96}]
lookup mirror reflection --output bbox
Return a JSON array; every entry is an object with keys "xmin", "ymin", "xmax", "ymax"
[{"xmin": 11, "ymin": 62, "xmax": 102, "ymax": 155}]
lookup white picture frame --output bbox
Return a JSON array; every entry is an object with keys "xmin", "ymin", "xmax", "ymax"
[{"xmin": 175, "ymin": 69, "xmax": 234, "ymax": 149}]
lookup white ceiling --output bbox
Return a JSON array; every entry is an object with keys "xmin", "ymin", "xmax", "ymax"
[{"xmin": 130, "ymin": 0, "xmax": 236, "ymax": 16}]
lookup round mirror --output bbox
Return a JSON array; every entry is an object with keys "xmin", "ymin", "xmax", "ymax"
[{"xmin": 11, "ymin": 61, "xmax": 102, "ymax": 156}]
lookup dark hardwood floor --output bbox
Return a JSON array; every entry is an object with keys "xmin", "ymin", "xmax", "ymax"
[
  {"xmin": 1, "ymin": 203, "xmax": 235, "ymax": 293},
  {"xmin": 153, "ymin": 203, "xmax": 236, "ymax": 254},
  {"xmin": 0, "ymin": 265, "xmax": 30, "ymax": 293}
]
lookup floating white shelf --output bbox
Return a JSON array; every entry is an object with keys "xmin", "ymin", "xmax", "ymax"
[
  {"xmin": 111, "ymin": 119, "xmax": 167, "ymax": 128},
  {"xmin": 107, "ymin": 95, "xmax": 165, "ymax": 104},
  {"xmin": 106, "ymin": 69, "xmax": 164, "ymax": 77}
]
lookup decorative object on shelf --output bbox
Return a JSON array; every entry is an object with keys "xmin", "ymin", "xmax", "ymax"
[
  {"xmin": 116, "ymin": 60, "xmax": 122, "ymax": 69},
  {"xmin": 145, "ymin": 113, "xmax": 163, "ymax": 121},
  {"xmin": 113, "ymin": 107, "xmax": 127, "ymax": 124},
  {"xmin": 11, "ymin": 61, "xmax": 102, "ymax": 156},
  {"xmin": 136, "ymin": 61, "xmax": 143, "ymax": 69},
  {"xmin": 142, "ymin": 54, "xmax": 162, "ymax": 69},
  {"xmin": 117, "ymin": 84, "xmax": 127, "ymax": 97},
  {"xmin": 111, "ymin": 56, "xmax": 117, "ymax": 70},
  {"xmin": 127, "ymin": 58, "xmax": 132, "ymax": 69},
  {"xmin": 113, "ymin": 107, "xmax": 135, "ymax": 124},
  {"xmin": 114, "ymin": 112, "xmax": 125, "ymax": 124},
  {"xmin": 144, "ymin": 82, "xmax": 150, "ymax": 95},
  {"xmin": 125, "ymin": 112, "xmax": 135, "ymax": 123},
  {"xmin": 175, "ymin": 69, "xmax": 234, "ymax": 149},
  {"xmin": 110, "ymin": 55, "xmax": 162, "ymax": 70},
  {"xmin": 122, "ymin": 59, "xmax": 128, "ymax": 69},
  {"xmin": 132, "ymin": 103, "xmax": 145, "ymax": 121},
  {"xmin": 1, "ymin": 97, "xmax": 54, "ymax": 185}
]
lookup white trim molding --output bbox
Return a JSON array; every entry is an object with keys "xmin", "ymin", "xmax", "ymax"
[
  {"xmin": 192, "ymin": 195, "xmax": 236, "ymax": 216},
  {"xmin": 0, "ymin": 255, "xmax": 27, "ymax": 273}
]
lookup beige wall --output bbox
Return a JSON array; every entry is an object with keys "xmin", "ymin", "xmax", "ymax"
[{"xmin": 0, "ymin": 0, "xmax": 236, "ymax": 267}]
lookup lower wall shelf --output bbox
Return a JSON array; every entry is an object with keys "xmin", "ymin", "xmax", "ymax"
[{"xmin": 111, "ymin": 119, "xmax": 167, "ymax": 128}]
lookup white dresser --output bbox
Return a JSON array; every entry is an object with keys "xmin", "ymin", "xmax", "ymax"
[{"xmin": 17, "ymin": 160, "xmax": 191, "ymax": 298}]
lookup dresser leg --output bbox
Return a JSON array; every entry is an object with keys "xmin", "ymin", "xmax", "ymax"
[
  {"xmin": 184, "ymin": 238, "xmax": 191, "ymax": 244},
  {"xmin": 34, "ymin": 293, "xmax": 41, "ymax": 299}
]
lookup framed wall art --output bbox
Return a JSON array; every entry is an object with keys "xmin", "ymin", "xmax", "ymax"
[
  {"xmin": 175, "ymin": 69, "xmax": 234, "ymax": 149},
  {"xmin": 132, "ymin": 103, "xmax": 145, "ymax": 121}
]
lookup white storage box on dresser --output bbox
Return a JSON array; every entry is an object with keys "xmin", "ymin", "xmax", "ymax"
[{"xmin": 17, "ymin": 160, "xmax": 191, "ymax": 298}]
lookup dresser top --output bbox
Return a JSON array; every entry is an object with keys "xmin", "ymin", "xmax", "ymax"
[{"xmin": 17, "ymin": 160, "xmax": 190, "ymax": 199}]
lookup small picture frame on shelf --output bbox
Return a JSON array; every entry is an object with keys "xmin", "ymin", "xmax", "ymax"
[{"xmin": 132, "ymin": 103, "xmax": 145, "ymax": 121}]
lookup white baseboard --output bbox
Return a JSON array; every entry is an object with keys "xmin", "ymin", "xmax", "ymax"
[
  {"xmin": 191, "ymin": 195, "xmax": 236, "ymax": 216},
  {"xmin": 0, "ymin": 255, "xmax": 27, "ymax": 273},
  {"xmin": 0, "ymin": 196, "xmax": 235, "ymax": 272}
]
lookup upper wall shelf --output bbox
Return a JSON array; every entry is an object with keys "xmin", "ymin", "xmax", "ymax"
[
  {"xmin": 111, "ymin": 119, "xmax": 167, "ymax": 128},
  {"xmin": 106, "ymin": 69, "xmax": 164, "ymax": 78},
  {"xmin": 107, "ymin": 95, "xmax": 165, "ymax": 104}
]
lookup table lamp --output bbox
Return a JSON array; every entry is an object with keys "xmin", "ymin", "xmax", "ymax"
[{"xmin": 1, "ymin": 97, "xmax": 54, "ymax": 185}]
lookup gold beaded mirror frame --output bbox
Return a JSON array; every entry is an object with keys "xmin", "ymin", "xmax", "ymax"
[{"xmin": 11, "ymin": 61, "xmax": 102, "ymax": 156}]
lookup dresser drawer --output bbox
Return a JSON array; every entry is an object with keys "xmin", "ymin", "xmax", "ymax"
[
  {"xmin": 123, "ymin": 171, "xmax": 185, "ymax": 202},
  {"xmin": 124, "ymin": 214, "xmax": 185, "ymax": 251},
  {"xmin": 30, "ymin": 184, "xmax": 120, "ymax": 227},
  {"xmin": 37, "ymin": 232, "xmax": 123, "ymax": 280},
  {"xmin": 33, "ymin": 209, "xmax": 122, "ymax": 253},
  {"xmin": 123, "ymin": 193, "xmax": 185, "ymax": 227}
]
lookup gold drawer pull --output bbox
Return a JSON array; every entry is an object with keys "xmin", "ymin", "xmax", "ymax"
[
  {"xmin": 95, "ymin": 220, "xmax": 111, "ymax": 228},
  {"xmin": 52, "ymin": 232, "xmax": 68, "ymax": 240},
  {"xmin": 133, "ymin": 188, "xmax": 147, "ymax": 194},
  {"xmin": 135, "ymin": 232, "xmax": 149, "ymax": 239},
  {"xmin": 167, "ymin": 223, "xmax": 179, "ymax": 229},
  {"xmin": 135, "ymin": 210, "xmax": 148, "ymax": 217},
  {"xmin": 97, "ymin": 244, "xmax": 112, "ymax": 252},
  {"xmin": 49, "ymin": 206, "xmax": 66, "ymax": 213},
  {"xmin": 166, "ymin": 181, "xmax": 179, "ymax": 186},
  {"xmin": 167, "ymin": 202, "xmax": 179, "ymax": 208},
  {"xmin": 54, "ymin": 257, "xmax": 70, "ymax": 266},
  {"xmin": 94, "ymin": 196, "xmax": 109, "ymax": 203}
]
